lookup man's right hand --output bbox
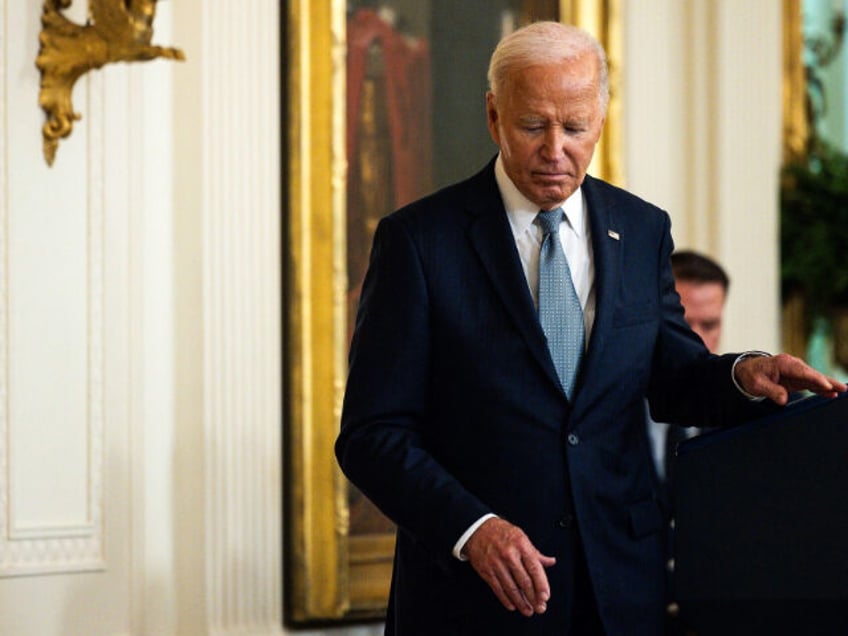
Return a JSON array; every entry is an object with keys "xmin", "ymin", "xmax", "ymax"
[{"xmin": 462, "ymin": 517, "xmax": 556, "ymax": 617}]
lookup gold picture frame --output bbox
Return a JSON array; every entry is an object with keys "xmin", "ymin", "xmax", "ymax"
[
  {"xmin": 780, "ymin": 0, "xmax": 809, "ymax": 358},
  {"xmin": 782, "ymin": 0, "xmax": 807, "ymax": 163},
  {"xmin": 284, "ymin": 0, "xmax": 622, "ymax": 624}
]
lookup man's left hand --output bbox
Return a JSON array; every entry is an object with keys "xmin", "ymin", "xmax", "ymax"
[{"xmin": 734, "ymin": 353, "xmax": 847, "ymax": 405}]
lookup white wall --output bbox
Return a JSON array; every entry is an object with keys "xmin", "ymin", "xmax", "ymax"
[
  {"xmin": 623, "ymin": 0, "xmax": 783, "ymax": 354},
  {"xmin": 0, "ymin": 0, "xmax": 133, "ymax": 630}
]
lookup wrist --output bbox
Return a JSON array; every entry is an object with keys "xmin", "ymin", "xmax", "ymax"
[{"xmin": 732, "ymin": 350, "xmax": 771, "ymax": 401}]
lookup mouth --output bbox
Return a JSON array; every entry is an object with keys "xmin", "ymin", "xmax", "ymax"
[{"xmin": 533, "ymin": 171, "xmax": 570, "ymax": 182}]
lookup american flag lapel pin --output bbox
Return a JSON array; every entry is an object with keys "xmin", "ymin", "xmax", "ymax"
[{"xmin": 608, "ymin": 229, "xmax": 620, "ymax": 241}]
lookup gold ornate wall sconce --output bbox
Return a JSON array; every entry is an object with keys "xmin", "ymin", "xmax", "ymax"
[{"xmin": 35, "ymin": 0, "xmax": 185, "ymax": 166}]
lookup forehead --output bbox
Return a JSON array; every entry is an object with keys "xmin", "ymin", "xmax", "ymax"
[
  {"xmin": 500, "ymin": 58, "xmax": 602, "ymax": 114},
  {"xmin": 676, "ymin": 281, "xmax": 727, "ymax": 308}
]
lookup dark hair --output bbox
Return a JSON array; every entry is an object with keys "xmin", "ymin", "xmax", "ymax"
[{"xmin": 671, "ymin": 250, "xmax": 730, "ymax": 292}]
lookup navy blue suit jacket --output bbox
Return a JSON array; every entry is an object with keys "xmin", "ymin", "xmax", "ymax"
[{"xmin": 336, "ymin": 159, "xmax": 773, "ymax": 635}]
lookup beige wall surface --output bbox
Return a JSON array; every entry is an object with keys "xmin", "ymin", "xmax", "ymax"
[{"xmin": 622, "ymin": 0, "xmax": 782, "ymax": 354}]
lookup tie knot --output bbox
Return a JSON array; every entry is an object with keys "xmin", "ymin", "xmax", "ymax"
[{"xmin": 537, "ymin": 208, "xmax": 564, "ymax": 236}]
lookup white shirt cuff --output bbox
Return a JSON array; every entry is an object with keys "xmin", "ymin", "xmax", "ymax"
[
  {"xmin": 452, "ymin": 513, "xmax": 498, "ymax": 561},
  {"xmin": 732, "ymin": 350, "xmax": 772, "ymax": 401}
]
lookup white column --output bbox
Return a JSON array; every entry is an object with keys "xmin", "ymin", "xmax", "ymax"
[
  {"xmin": 712, "ymin": 0, "xmax": 782, "ymax": 353},
  {"xmin": 172, "ymin": 1, "xmax": 283, "ymax": 633}
]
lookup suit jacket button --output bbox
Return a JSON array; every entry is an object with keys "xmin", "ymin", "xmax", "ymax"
[
  {"xmin": 567, "ymin": 433, "xmax": 579, "ymax": 446},
  {"xmin": 558, "ymin": 514, "xmax": 574, "ymax": 529}
]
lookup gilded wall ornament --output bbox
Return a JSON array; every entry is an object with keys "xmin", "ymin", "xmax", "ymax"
[{"xmin": 36, "ymin": 0, "xmax": 185, "ymax": 166}]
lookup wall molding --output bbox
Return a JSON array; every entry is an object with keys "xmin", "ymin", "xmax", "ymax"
[{"xmin": 0, "ymin": 68, "xmax": 105, "ymax": 577}]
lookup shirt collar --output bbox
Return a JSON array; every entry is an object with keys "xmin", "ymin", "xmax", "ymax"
[{"xmin": 495, "ymin": 154, "xmax": 587, "ymax": 238}]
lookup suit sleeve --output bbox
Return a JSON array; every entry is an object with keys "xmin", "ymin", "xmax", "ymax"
[
  {"xmin": 336, "ymin": 214, "xmax": 492, "ymax": 562},
  {"xmin": 646, "ymin": 213, "xmax": 778, "ymax": 426}
]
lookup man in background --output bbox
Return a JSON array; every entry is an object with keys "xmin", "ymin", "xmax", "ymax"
[
  {"xmin": 647, "ymin": 250, "xmax": 730, "ymax": 492},
  {"xmin": 671, "ymin": 250, "xmax": 728, "ymax": 354}
]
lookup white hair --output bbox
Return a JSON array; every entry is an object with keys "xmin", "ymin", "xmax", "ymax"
[{"xmin": 487, "ymin": 21, "xmax": 609, "ymax": 112}]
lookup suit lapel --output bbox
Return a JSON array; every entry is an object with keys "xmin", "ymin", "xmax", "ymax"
[
  {"xmin": 573, "ymin": 176, "xmax": 622, "ymax": 403},
  {"xmin": 461, "ymin": 167, "xmax": 626, "ymax": 401},
  {"xmin": 463, "ymin": 164, "xmax": 563, "ymax": 394}
]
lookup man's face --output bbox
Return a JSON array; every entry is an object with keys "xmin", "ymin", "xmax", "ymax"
[
  {"xmin": 676, "ymin": 280, "xmax": 726, "ymax": 354},
  {"xmin": 486, "ymin": 54, "xmax": 605, "ymax": 210}
]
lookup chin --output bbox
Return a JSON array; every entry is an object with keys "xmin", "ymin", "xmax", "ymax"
[
  {"xmin": 533, "ymin": 190, "xmax": 570, "ymax": 208},
  {"xmin": 533, "ymin": 181, "xmax": 575, "ymax": 201}
]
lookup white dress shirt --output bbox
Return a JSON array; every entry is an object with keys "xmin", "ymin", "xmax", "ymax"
[{"xmin": 496, "ymin": 155, "xmax": 596, "ymax": 343}]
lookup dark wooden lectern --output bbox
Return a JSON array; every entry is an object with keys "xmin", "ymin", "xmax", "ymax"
[{"xmin": 674, "ymin": 392, "xmax": 848, "ymax": 635}]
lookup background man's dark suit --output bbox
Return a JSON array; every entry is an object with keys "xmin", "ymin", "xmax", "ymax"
[{"xmin": 336, "ymin": 159, "xmax": 773, "ymax": 635}]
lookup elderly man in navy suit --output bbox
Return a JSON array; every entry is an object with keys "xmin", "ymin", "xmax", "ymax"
[{"xmin": 336, "ymin": 21, "xmax": 844, "ymax": 636}]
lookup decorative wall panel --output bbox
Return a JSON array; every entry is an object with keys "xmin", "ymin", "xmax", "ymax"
[{"xmin": 0, "ymin": 1, "xmax": 104, "ymax": 576}]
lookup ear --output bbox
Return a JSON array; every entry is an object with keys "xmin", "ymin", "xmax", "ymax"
[
  {"xmin": 590, "ymin": 114, "xmax": 606, "ymax": 145},
  {"xmin": 486, "ymin": 92, "xmax": 501, "ymax": 146}
]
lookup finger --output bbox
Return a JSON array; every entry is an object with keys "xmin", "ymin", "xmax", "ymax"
[
  {"xmin": 766, "ymin": 384, "xmax": 790, "ymax": 406},
  {"xmin": 521, "ymin": 554, "xmax": 553, "ymax": 612},
  {"xmin": 494, "ymin": 565, "xmax": 534, "ymax": 616},
  {"xmin": 744, "ymin": 374, "xmax": 789, "ymax": 405},
  {"xmin": 773, "ymin": 354, "xmax": 842, "ymax": 394},
  {"xmin": 485, "ymin": 571, "xmax": 517, "ymax": 612},
  {"xmin": 779, "ymin": 377, "xmax": 833, "ymax": 401},
  {"xmin": 509, "ymin": 561, "xmax": 537, "ymax": 608},
  {"xmin": 809, "ymin": 374, "xmax": 847, "ymax": 394},
  {"xmin": 504, "ymin": 576, "xmax": 535, "ymax": 616},
  {"xmin": 487, "ymin": 556, "xmax": 535, "ymax": 615}
]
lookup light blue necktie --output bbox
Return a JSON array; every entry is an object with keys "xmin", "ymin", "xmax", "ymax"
[{"xmin": 537, "ymin": 208, "xmax": 585, "ymax": 398}]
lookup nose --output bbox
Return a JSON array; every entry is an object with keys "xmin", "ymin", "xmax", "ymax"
[{"xmin": 540, "ymin": 127, "xmax": 566, "ymax": 162}]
